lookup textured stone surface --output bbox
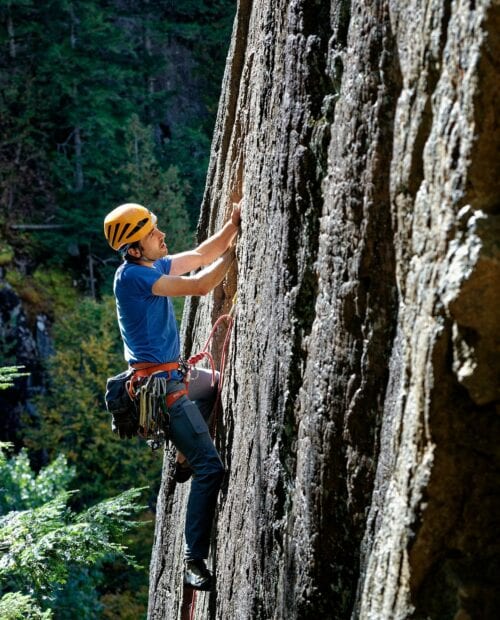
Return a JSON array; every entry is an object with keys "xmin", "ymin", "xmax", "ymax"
[{"xmin": 148, "ymin": 1, "xmax": 499, "ymax": 618}]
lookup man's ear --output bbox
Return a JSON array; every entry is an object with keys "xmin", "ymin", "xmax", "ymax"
[{"xmin": 127, "ymin": 246, "xmax": 141, "ymax": 259}]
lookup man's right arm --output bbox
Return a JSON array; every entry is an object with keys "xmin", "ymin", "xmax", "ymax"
[{"xmin": 152, "ymin": 247, "xmax": 235, "ymax": 297}]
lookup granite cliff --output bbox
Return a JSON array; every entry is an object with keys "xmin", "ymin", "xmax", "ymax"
[{"xmin": 148, "ymin": 1, "xmax": 499, "ymax": 618}]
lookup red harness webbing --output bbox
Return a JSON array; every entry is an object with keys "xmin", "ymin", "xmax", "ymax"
[{"xmin": 127, "ymin": 361, "xmax": 187, "ymax": 404}]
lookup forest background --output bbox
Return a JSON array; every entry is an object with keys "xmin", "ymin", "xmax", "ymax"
[{"xmin": 0, "ymin": 1, "xmax": 235, "ymax": 618}]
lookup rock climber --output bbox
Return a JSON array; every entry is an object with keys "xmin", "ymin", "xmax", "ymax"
[{"xmin": 103, "ymin": 198, "xmax": 240, "ymax": 591}]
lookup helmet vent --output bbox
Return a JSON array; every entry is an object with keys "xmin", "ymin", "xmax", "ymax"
[
  {"xmin": 117, "ymin": 222, "xmax": 131, "ymax": 243},
  {"xmin": 110, "ymin": 223, "xmax": 120, "ymax": 248},
  {"xmin": 127, "ymin": 217, "xmax": 149, "ymax": 239}
]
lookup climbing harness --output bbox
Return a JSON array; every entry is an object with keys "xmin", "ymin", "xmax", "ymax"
[
  {"xmin": 127, "ymin": 360, "xmax": 188, "ymax": 450},
  {"xmin": 105, "ymin": 294, "xmax": 237, "ymax": 453}
]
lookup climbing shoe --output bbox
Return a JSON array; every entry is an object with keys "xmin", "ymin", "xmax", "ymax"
[
  {"xmin": 174, "ymin": 460, "xmax": 193, "ymax": 483},
  {"xmin": 184, "ymin": 559, "xmax": 212, "ymax": 591}
]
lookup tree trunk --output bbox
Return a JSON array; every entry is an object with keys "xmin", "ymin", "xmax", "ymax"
[{"xmin": 148, "ymin": 1, "xmax": 500, "ymax": 618}]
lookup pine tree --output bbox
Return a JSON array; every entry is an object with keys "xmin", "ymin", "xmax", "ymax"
[
  {"xmin": 0, "ymin": 443, "xmax": 146, "ymax": 618},
  {"xmin": 120, "ymin": 114, "xmax": 193, "ymax": 254}
]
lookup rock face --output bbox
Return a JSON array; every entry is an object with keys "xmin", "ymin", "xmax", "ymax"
[{"xmin": 148, "ymin": 1, "xmax": 499, "ymax": 618}]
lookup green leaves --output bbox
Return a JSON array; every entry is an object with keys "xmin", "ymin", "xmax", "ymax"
[
  {"xmin": 0, "ymin": 446, "xmax": 146, "ymax": 617},
  {"xmin": 0, "ymin": 488, "xmax": 145, "ymax": 592},
  {"xmin": 0, "ymin": 592, "xmax": 52, "ymax": 620},
  {"xmin": 0, "ymin": 449, "xmax": 75, "ymax": 512}
]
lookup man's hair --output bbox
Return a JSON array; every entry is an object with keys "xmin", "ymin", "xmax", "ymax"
[{"xmin": 122, "ymin": 241, "xmax": 142, "ymax": 262}]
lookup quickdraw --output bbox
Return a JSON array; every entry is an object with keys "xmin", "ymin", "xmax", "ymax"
[{"xmin": 128, "ymin": 361, "xmax": 187, "ymax": 450}]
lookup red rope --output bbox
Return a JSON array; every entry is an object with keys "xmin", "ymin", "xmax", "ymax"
[
  {"xmin": 187, "ymin": 349, "xmax": 217, "ymax": 386},
  {"xmin": 189, "ymin": 590, "xmax": 197, "ymax": 620},
  {"xmin": 181, "ymin": 587, "xmax": 197, "ymax": 620},
  {"xmin": 187, "ymin": 313, "xmax": 234, "ymax": 398}
]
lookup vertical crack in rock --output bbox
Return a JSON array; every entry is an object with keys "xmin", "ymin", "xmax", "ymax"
[{"xmin": 290, "ymin": 3, "xmax": 401, "ymax": 617}]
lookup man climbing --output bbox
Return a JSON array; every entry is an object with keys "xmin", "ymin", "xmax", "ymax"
[{"xmin": 103, "ymin": 199, "xmax": 240, "ymax": 591}]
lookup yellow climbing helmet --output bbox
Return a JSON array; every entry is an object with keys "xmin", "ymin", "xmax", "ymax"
[{"xmin": 104, "ymin": 203, "xmax": 157, "ymax": 251}]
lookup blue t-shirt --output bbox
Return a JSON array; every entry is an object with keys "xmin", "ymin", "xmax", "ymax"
[{"xmin": 113, "ymin": 257, "xmax": 180, "ymax": 366}]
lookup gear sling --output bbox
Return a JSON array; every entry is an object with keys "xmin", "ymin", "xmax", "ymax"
[
  {"xmin": 105, "ymin": 360, "xmax": 190, "ymax": 448},
  {"xmin": 131, "ymin": 361, "xmax": 189, "ymax": 445}
]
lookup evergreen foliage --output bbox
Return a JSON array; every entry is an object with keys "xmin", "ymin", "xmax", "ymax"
[
  {"xmin": 0, "ymin": 366, "xmax": 29, "ymax": 390},
  {"xmin": 0, "ymin": 1, "xmax": 235, "ymax": 615},
  {"xmin": 0, "ymin": 450, "xmax": 74, "ymax": 512},
  {"xmin": 120, "ymin": 114, "xmax": 193, "ymax": 254},
  {"xmin": 158, "ymin": 1, "xmax": 236, "ymax": 225},
  {"xmin": 0, "ymin": 443, "xmax": 145, "ymax": 618},
  {"xmin": 0, "ymin": 0, "xmax": 235, "ymax": 275}
]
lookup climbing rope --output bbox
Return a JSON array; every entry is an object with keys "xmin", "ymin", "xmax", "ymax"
[
  {"xmin": 180, "ymin": 587, "xmax": 197, "ymax": 620},
  {"xmin": 179, "ymin": 294, "xmax": 237, "ymax": 618},
  {"xmin": 187, "ymin": 293, "xmax": 237, "ymax": 388},
  {"xmin": 186, "ymin": 294, "xmax": 237, "ymax": 436},
  {"xmin": 190, "ymin": 591, "xmax": 197, "ymax": 620}
]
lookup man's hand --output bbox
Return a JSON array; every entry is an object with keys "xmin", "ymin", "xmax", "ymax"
[
  {"xmin": 230, "ymin": 184, "xmax": 243, "ymax": 206},
  {"xmin": 230, "ymin": 186, "xmax": 242, "ymax": 227},
  {"xmin": 168, "ymin": 187, "xmax": 241, "ymax": 279},
  {"xmin": 231, "ymin": 204, "xmax": 241, "ymax": 227}
]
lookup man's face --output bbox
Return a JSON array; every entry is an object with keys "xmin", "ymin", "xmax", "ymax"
[{"xmin": 137, "ymin": 225, "xmax": 168, "ymax": 260}]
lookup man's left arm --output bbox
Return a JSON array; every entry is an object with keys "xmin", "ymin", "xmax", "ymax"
[{"xmin": 170, "ymin": 204, "xmax": 241, "ymax": 276}]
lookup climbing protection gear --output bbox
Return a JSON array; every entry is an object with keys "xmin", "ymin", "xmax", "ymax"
[
  {"xmin": 104, "ymin": 361, "xmax": 184, "ymax": 447},
  {"xmin": 129, "ymin": 360, "xmax": 187, "ymax": 450},
  {"xmin": 104, "ymin": 203, "xmax": 157, "ymax": 251},
  {"xmin": 104, "ymin": 369, "xmax": 139, "ymax": 438},
  {"xmin": 137, "ymin": 375, "xmax": 170, "ymax": 450}
]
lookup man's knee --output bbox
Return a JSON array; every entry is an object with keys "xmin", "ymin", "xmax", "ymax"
[{"xmin": 196, "ymin": 458, "xmax": 225, "ymax": 485}]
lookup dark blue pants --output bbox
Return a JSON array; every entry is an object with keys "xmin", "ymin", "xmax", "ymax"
[{"xmin": 166, "ymin": 369, "xmax": 224, "ymax": 561}]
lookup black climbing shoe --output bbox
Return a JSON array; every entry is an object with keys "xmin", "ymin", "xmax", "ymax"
[
  {"xmin": 174, "ymin": 460, "xmax": 193, "ymax": 483},
  {"xmin": 184, "ymin": 559, "xmax": 212, "ymax": 591}
]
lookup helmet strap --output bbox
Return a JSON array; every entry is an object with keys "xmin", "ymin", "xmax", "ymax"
[{"xmin": 125, "ymin": 242, "xmax": 155, "ymax": 265}]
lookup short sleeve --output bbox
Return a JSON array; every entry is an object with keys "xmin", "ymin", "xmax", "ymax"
[{"xmin": 155, "ymin": 256, "xmax": 172, "ymax": 275}]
